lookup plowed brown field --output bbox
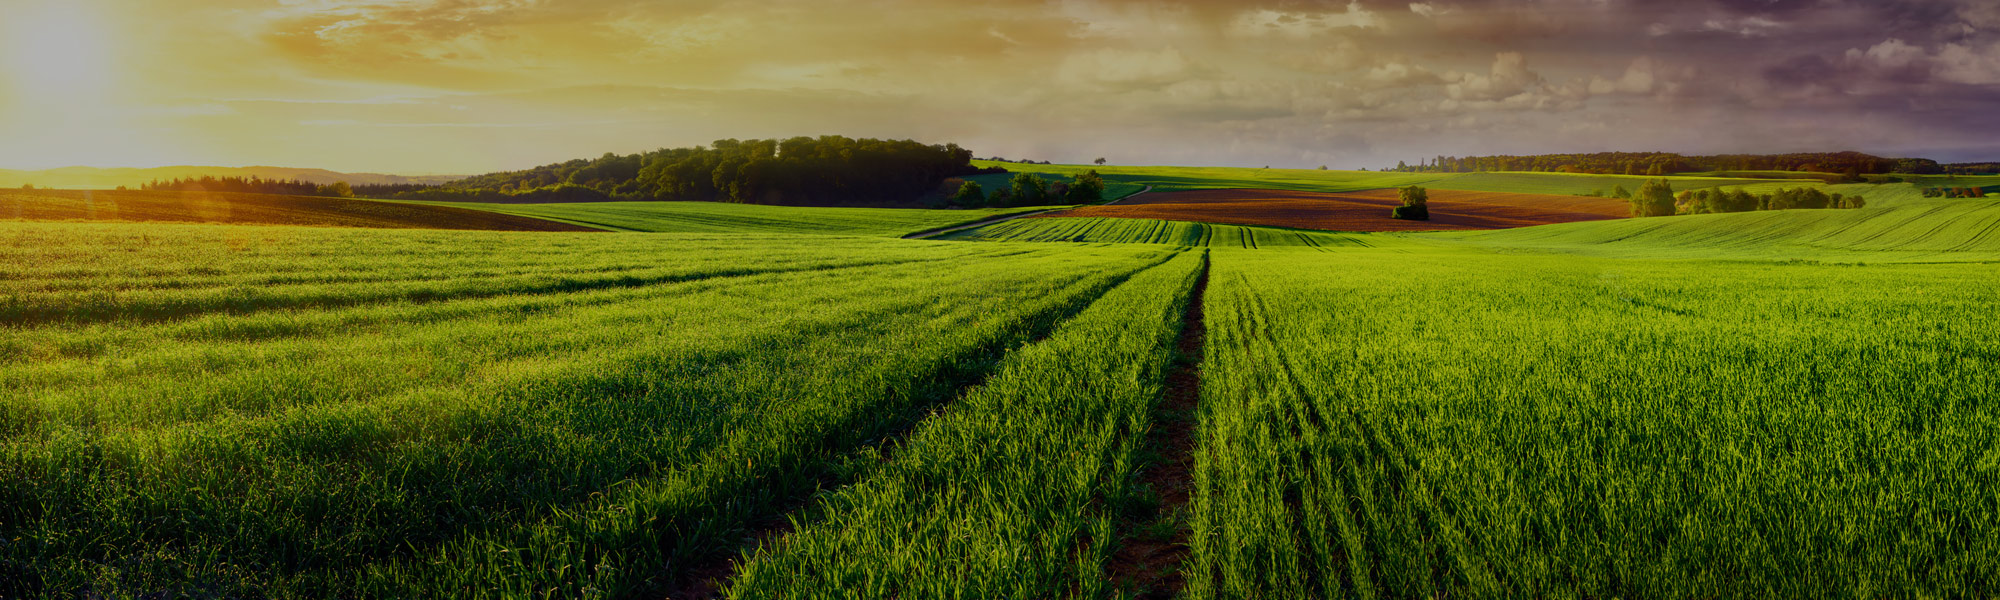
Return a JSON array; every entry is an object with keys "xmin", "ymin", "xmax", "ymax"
[
  {"xmin": 0, "ymin": 189, "xmax": 600, "ymax": 231},
  {"xmin": 1038, "ymin": 188, "xmax": 1629, "ymax": 232}
]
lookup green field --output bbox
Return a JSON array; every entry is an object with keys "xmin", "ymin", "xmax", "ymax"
[
  {"xmin": 1187, "ymin": 249, "xmax": 2000, "ymax": 598},
  {"xmin": 1438, "ymin": 198, "xmax": 2000, "ymax": 261},
  {"xmin": 7, "ymin": 188, "xmax": 2000, "ymax": 598},
  {"xmin": 399, "ymin": 200, "xmax": 1051, "ymax": 236}
]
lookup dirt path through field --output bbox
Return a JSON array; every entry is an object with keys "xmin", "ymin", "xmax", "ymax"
[
  {"xmin": 1107, "ymin": 250, "xmax": 1206, "ymax": 598},
  {"xmin": 901, "ymin": 186, "xmax": 1154, "ymax": 239}
]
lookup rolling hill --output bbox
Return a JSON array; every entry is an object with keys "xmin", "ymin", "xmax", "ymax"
[{"xmin": 0, "ymin": 166, "xmax": 463, "ymax": 190}]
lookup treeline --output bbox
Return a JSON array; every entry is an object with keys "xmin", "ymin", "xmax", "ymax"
[
  {"xmin": 1943, "ymin": 163, "xmax": 2000, "ymax": 175},
  {"xmin": 1624, "ymin": 179, "xmax": 1867, "ymax": 217},
  {"xmin": 943, "ymin": 172, "xmax": 1106, "ymax": 208},
  {"xmin": 399, "ymin": 136, "xmax": 998, "ymax": 206},
  {"xmin": 1387, "ymin": 152, "xmax": 1924, "ymax": 177},
  {"xmin": 143, "ymin": 177, "xmax": 333, "ymax": 196}
]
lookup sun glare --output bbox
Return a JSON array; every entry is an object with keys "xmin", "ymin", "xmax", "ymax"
[{"xmin": 2, "ymin": 1, "xmax": 115, "ymax": 96}]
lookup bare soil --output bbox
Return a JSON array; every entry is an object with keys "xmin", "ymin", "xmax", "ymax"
[
  {"xmin": 1107, "ymin": 256, "xmax": 1208, "ymax": 599},
  {"xmin": 0, "ymin": 189, "xmax": 601, "ymax": 232}
]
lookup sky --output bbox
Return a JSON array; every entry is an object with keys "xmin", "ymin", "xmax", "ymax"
[{"xmin": 1, "ymin": 0, "xmax": 1998, "ymax": 174}]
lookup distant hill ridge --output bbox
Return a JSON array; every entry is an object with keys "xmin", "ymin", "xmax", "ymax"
[{"xmin": 0, "ymin": 166, "xmax": 464, "ymax": 190}]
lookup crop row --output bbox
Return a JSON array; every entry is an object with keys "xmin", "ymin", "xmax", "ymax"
[
  {"xmin": 0, "ymin": 221, "xmax": 1180, "ymax": 597},
  {"xmin": 1186, "ymin": 248, "xmax": 2000, "ymax": 597}
]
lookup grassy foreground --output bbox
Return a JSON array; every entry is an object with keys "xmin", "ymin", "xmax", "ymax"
[
  {"xmin": 7, "ymin": 193, "xmax": 2000, "ymax": 597},
  {"xmin": 1188, "ymin": 249, "xmax": 2000, "ymax": 598},
  {"xmin": 0, "ymin": 221, "xmax": 1172, "ymax": 596}
]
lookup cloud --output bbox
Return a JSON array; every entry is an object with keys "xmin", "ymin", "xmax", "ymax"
[
  {"xmin": 1227, "ymin": 3, "xmax": 1385, "ymax": 38},
  {"xmin": 1445, "ymin": 52, "xmax": 1546, "ymax": 101},
  {"xmin": 1937, "ymin": 41, "xmax": 2000, "ymax": 84},
  {"xmin": 1058, "ymin": 48, "xmax": 1200, "ymax": 88}
]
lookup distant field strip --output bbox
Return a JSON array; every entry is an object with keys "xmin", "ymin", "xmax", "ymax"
[
  {"xmin": 972, "ymin": 161, "xmax": 1444, "ymax": 194},
  {"xmin": 0, "ymin": 189, "xmax": 595, "ymax": 231},
  {"xmin": 1188, "ymin": 249, "xmax": 2000, "ymax": 598},
  {"xmin": 0, "ymin": 220, "xmax": 1180, "ymax": 597},
  {"xmin": 1439, "ymin": 198, "xmax": 2000, "ymax": 261},
  {"xmin": 942, "ymin": 217, "xmax": 1416, "ymax": 250},
  {"xmin": 1040, "ymin": 188, "xmax": 1628, "ymax": 232},
  {"xmin": 1427, "ymin": 172, "xmax": 1769, "ymax": 196},
  {"xmin": 402, "ymin": 200, "xmax": 1050, "ymax": 237}
]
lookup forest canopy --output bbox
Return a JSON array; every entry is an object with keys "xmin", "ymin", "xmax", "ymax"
[{"xmin": 393, "ymin": 136, "xmax": 996, "ymax": 206}]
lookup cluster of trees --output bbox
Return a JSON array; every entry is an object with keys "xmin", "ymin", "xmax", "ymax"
[
  {"xmin": 400, "ymin": 137, "xmax": 997, "ymax": 206},
  {"xmin": 1943, "ymin": 163, "xmax": 2000, "ymax": 175},
  {"xmin": 1627, "ymin": 180, "xmax": 1868, "ymax": 217},
  {"xmin": 142, "ymin": 176, "xmax": 350, "ymax": 197},
  {"xmin": 1387, "ymin": 152, "xmax": 1914, "ymax": 177},
  {"xmin": 946, "ymin": 171, "xmax": 1106, "ymax": 208},
  {"xmin": 1923, "ymin": 187, "xmax": 1992, "ymax": 198},
  {"xmin": 1390, "ymin": 186, "xmax": 1429, "ymax": 220},
  {"xmin": 139, "ymin": 177, "xmax": 457, "ymax": 200}
]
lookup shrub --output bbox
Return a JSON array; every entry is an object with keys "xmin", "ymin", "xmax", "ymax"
[
  {"xmin": 1630, "ymin": 179, "xmax": 1677, "ymax": 217},
  {"xmin": 1390, "ymin": 186, "xmax": 1430, "ymax": 220},
  {"xmin": 1010, "ymin": 173, "xmax": 1050, "ymax": 206},
  {"xmin": 949, "ymin": 180, "xmax": 985, "ymax": 207},
  {"xmin": 1066, "ymin": 171, "xmax": 1106, "ymax": 204}
]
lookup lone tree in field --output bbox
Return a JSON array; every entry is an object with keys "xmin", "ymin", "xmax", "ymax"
[
  {"xmin": 1391, "ymin": 185, "xmax": 1430, "ymax": 221},
  {"xmin": 1630, "ymin": 178, "xmax": 1678, "ymax": 217},
  {"xmin": 1095, "ymin": 157, "xmax": 1107, "ymax": 166},
  {"xmin": 950, "ymin": 180, "xmax": 985, "ymax": 207}
]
